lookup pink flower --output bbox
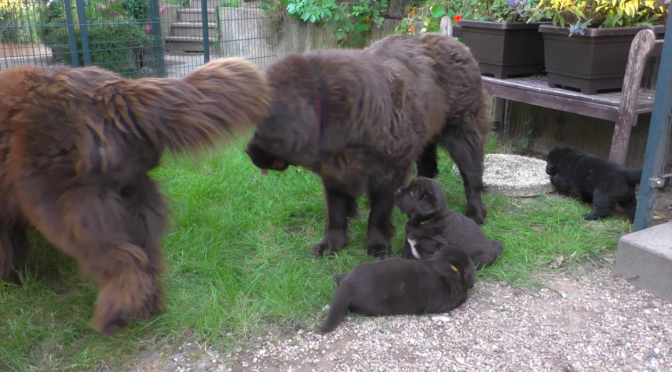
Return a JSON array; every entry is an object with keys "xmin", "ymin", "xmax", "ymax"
[
  {"xmin": 145, "ymin": 24, "xmax": 151, "ymax": 34},
  {"xmin": 98, "ymin": 3, "xmax": 106, "ymax": 9},
  {"xmin": 110, "ymin": 9, "xmax": 116, "ymax": 14},
  {"xmin": 160, "ymin": 6, "xmax": 167, "ymax": 14},
  {"xmin": 108, "ymin": 0, "xmax": 116, "ymax": 2}
]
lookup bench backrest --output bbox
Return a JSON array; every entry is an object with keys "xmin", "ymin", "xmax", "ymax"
[{"xmin": 619, "ymin": 29, "xmax": 665, "ymax": 123}]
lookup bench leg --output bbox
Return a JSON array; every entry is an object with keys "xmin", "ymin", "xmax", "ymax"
[
  {"xmin": 609, "ymin": 115, "xmax": 637, "ymax": 165},
  {"xmin": 492, "ymin": 97, "xmax": 505, "ymax": 130}
]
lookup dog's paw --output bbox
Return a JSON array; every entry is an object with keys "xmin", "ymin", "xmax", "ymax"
[
  {"xmin": 582, "ymin": 212, "xmax": 599, "ymax": 221},
  {"xmin": 94, "ymin": 315, "xmax": 129, "ymax": 336},
  {"xmin": 311, "ymin": 241, "xmax": 343, "ymax": 257},
  {"xmin": 465, "ymin": 208, "xmax": 487, "ymax": 225},
  {"xmin": 366, "ymin": 244, "xmax": 392, "ymax": 259}
]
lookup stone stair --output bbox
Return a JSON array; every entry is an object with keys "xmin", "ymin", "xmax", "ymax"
[{"xmin": 164, "ymin": 0, "xmax": 231, "ymax": 53}]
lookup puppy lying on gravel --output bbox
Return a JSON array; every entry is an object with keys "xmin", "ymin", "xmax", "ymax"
[
  {"xmin": 395, "ymin": 177, "xmax": 504, "ymax": 269},
  {"xmin": 318, "ymin": 248, "xmax": 474, "ymax": 333}
]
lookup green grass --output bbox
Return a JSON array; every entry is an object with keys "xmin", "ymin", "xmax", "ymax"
[{"xmin": 0, "ymin": 134, "xmax": 632, "ymax": 371}]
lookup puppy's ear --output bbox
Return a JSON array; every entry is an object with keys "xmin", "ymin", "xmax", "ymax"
[
  {"xmin": 411, "ymin": 192, "xmax": 439, "ymax": 220},
  {"xmin": 431, "ymin": 249, "xmax": 475, "ymax": 289}
]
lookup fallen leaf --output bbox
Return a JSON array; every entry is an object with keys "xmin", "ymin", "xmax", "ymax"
[{"xmin": 548, "ymin": 255, "xmax": 564, "ymax": 269}]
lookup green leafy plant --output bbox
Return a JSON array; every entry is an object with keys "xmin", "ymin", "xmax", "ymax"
[
  {"xmin": 284, "ymin": 0, "xmax": 389, "ymax": 46},
  {"xmin": 529, "ymin": 0, "xmax": 665, "ymax": 35},
  {"xmin": 0, "ymin": 0, "xmax": 43, "ymax": 44},
  {"xmin": 396, "ymin": 0, "xmax": 543, "ymax": 36},
  {"xmin": 39, "ymin": 0, "xmax": 155, "ymax": 76}
]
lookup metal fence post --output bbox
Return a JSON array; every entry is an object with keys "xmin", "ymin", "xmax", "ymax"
[
  {"xmin": 74, "ymin": 0, "xmax": 91, "ymax": 66},
  {"xmin": 149, "ymin": 0, "xmax": 166, "ymax": 77},
  {"xmin": 201, "ymin": 0, "xmax": 210, "ymax": 63},
  {"xmin": 63, "ymin": 0, "xmax": 80, "ymax": 67},
  {"xmin": 633, "ymin": 13, "xmax": 672, "ymax": 231}
]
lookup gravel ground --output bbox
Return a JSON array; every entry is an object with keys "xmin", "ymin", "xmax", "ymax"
[{"xmin": 129, "ymin": 261, "xmax": 672, "ymax": 372}]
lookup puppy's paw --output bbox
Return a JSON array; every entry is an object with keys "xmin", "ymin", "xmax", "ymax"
[
  {"xmin": 366, "ymin": 244, "xmax": 392, "ymax": 259},
  {"xmin": 311, "ymin": 242, "xmax": 343, "ymax": 257}
]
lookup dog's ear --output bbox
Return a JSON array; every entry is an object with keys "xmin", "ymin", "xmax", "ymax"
[
  {"xmin": 430, "ymin": 248, "xmax": 475, "ymax": 289},
  {"xmin": 411, "ymin": 191, "xmax": 439, "ymax": 220}
]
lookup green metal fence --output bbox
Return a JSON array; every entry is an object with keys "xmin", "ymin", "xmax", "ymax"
[{"xmin": 0, "ymin": 0, "xmax": 277, "ymax": 78}]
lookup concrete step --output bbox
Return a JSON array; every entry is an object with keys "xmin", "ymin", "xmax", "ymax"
[
  {"xmin": 165, "ymin": 35, "xmax": 216, "ymax": 53},
  {"xmin": 190, "ymin": 0, "xmax": 243, "ymax": 9},
  {"xmin": 614, "ymin": 221, "xmax": 672, "ymax": 303},
  {"xmin": 178, "ymin": 8, "xmax": 216, "ymax": 22},
  {"xmin": 170, "ymin": 22, "xmax": 217, "ymax": 37}
]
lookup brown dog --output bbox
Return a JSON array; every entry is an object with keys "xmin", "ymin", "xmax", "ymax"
[
  {"xmin": 0, "ymin": 58, "xmax": 270, "ymax": 334},
  {"xmin": 245, "ymin": 33, "xmax": 492, "ymax": 259},
  {"xmin": 319, "ymin": 247, "xmax": 475, "ymax": 333},
  {"xmin": 395, "ymin": 177, "xmax": 504, "ymax": 269}
]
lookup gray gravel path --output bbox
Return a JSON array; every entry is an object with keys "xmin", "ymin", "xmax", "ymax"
[{"xmin": 130, "ymin": 262, "xmax": 672, "ymax": 372}]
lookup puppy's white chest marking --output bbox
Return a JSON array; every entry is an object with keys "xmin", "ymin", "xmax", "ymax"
[{"xmin": 407, "ymin": 239, "xmax": 420, "ymax": 259}]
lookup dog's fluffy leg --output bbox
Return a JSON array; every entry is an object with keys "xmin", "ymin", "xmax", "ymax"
[
  {"xmin": 0, "ymin": 222, "xmax": 29, "ymax": 283},
  {"xmin": 583, "ymin": 188, "xmax": 615, "ymax": 220},
  {"xmin": 10, "ymin": 171, "xmax": 163, "ymax": 334},
  {"xmin": 438, "ymin": 105, "xmax": 490, "ymax": 225},
  {"xmin": 311, "ymin": 187, "xmax": 355, "ymax": 257},
  {"xmin": 366, "ymin": 177, "xmax": 402, "ymax": 258},
  {"xmin": 319, "ymin": 285, "xmax": 352, "ymax": 333},
  {"xmin": 416, "ymin": 143, "xmax": 439, "ymax": 179}
]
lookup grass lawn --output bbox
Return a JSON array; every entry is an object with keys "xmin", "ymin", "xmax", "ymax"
[{"xmin": 0, "ymin": 134, "xmax": 632, "ymax": 371}]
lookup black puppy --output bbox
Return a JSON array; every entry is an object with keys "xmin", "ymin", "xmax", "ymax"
[
  {"xmin": 545, "ymin": 147, "xmax": 642, "ymax": 222},
  {"xmin": 319, "ymin": 248, "xmax": 474, "ymax": 333},
  {"xmin": 394, "ymin": 177, "xmax": 504, "ymax": 269}
]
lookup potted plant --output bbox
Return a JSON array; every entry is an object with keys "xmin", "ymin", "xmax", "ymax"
[
  {"xmin": 529, "ymin": 0, "xmax": 667, "ymax": 94},
  {"xmin": 457, "ymin": 0, "xmax": 552, "ymax": 79}
]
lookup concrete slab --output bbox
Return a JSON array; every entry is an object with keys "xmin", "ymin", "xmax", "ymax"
[
  {"xmin": 452, "ymin": 153, "xmax": 555, "ymax": 197},
  {"xmin": 614, "ymin": 221, "xmax": 672, "ymax": 303}
]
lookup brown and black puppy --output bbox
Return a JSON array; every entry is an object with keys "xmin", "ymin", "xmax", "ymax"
[
  {"xmin": 319, "ymin": 247, "xmax": 475, "ymax": 333},
  {"xmin": 546, "ymin": 146, "xmax": 642, "ymax": 222},
  {"xmin": 395, "ymin": 177, "xmax": 504, "ymax": 269},
  {"xmin": 0, "ymin": 58, "xmax": 270, "ymax": 334},
  {"xmin": 245, "ymin": 33, "xmax": 492, "ymax": 259}
]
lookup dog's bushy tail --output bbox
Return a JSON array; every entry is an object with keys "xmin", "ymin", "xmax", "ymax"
[
  {"xmin": 625, "ymin": 168, "xmax": 643, "ymax": 185},
  {"xmin": 319, "ymin": 286, "xmax": 351, "ymax": 334},
  {"xmin": 101, "ymin": 57, "xmax": 270, "ymax": 154}
]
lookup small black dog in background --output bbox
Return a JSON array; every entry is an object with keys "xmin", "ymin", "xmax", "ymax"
[
  {"xmin": 394, "ymin": 177, "xmax": 504, "ymax": 269},
  {"xmin": 318, "ymin": 248, "xmax": 474, "ymax": 333},
  {"xmin": 545, "ymin": 146, "xmax": 642, "ymax": 222}
]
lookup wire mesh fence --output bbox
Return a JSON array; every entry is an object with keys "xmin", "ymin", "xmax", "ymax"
[{"xmin": 0, "ymin": 0, "xmax": 277, "ymax": 78}]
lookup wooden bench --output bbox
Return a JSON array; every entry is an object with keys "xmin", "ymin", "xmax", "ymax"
[{"xmin": 479, "ymin": 29, "xmax": 664, "ymax": 165}]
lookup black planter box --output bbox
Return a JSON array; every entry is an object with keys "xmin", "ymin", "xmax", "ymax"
[
  {"xmin": 539, "ymin": 24, "xmax": 666, "ymax": 95},
  {"xmin": 459, "ymin": 20, "xmax": 547, "ymax": 79}
]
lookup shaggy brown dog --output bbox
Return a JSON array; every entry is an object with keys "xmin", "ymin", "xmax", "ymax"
[
  {"xmin": 0, "ymin": 58, "xmax": 270, "ymax": 334},
  {"xmin": 395, "ymin": 177, "xmax": 504, "ymax": 269},
  {"xmin": 318, "ymin": 247, "xmax": 475, "ymax": 333},
  {"xmin": 245, "ymin": 33, "xmax": 492, "ymax": 258}
]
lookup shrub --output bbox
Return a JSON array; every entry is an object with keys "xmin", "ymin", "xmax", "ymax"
[{"xmin": 39, "ymin": 0, "xmax": 155, "ymax": 76}]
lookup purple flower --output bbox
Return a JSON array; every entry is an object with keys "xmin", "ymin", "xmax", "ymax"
[{"xmin": 507, "ymin": 0, "xmax": 517, "ymax": 6}]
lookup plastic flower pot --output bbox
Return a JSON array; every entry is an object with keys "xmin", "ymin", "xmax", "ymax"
[
  {"xmin": 459, "ymin": 20, "xmax": 548, "ymax": 79},
  {"xmin": 538, "ymin": 24, "xmax": 666, "ymax": 95}
]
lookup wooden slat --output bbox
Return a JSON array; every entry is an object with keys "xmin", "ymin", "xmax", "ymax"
[
  {"xmin": 482, "ymin": 80, "xmax": 620, "ymax": 122},
  {"xmin": 610, "ymin": 29, "xmax": 657, "ymax": 163}
]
